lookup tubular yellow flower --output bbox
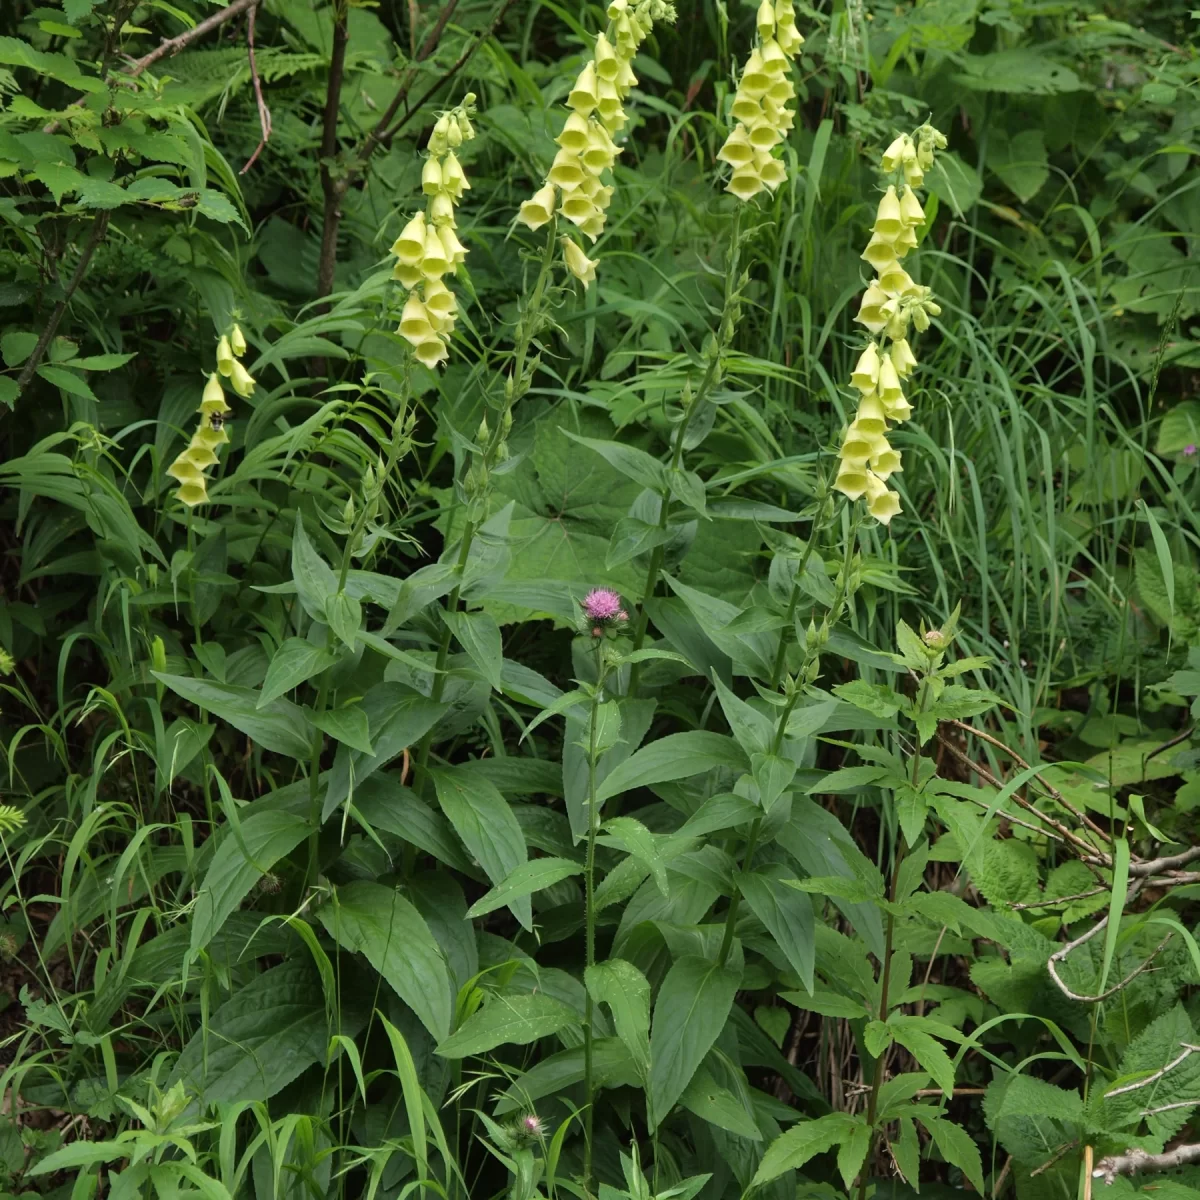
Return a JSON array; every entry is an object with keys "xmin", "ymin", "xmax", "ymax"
[
  {"xmin": 562, "ymin": 237, "xmax": 598, "ymax": 288},
  {"xmin": 391, "ymin": 95, "xmax": 478, "ymax": 368},
  {"xmin": 718, "ymin": 4, "xmax": 803, "ymax": 202},
  {"xmin": 167, "ymin": 341, "xmax": 242, "ymax": 509},
  {"xmin": 519, "ymin": 0, "xmax": 676, "ymax": 282},
  {"xmin": 834, "ymin": 123, "xmax": 945, "ymax": 523}
]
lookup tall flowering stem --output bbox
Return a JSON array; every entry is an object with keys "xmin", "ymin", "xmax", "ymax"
[
  {"xmin": 391, "ymin": 95, "xmax": 477, "ymax": 369},
  {"xmin": 833, "ymin": 124, "xmax": 946, "ymax": 525},
  {"xmin": 166, "ymin": 326, "xmax": 254, "ymax": 507},
  {"xmin": 716, "ymin": 0, "xmax": 804, "ymax": 201},
  {"xmin": 517, "ymin": 0, "xmax": 677, "ymax": 287}
]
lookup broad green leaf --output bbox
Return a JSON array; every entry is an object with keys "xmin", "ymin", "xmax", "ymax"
[
  {"xmin": 739, "ymin": 871, "xmax": 814, "ymax": 991},
  {"xmin": 600, "ymin": 817, "xmax": 669, "ymax": 895},
  {"xmin": 680, "ymin": 1067, "xmax": 760, "ymax": 1140},
  {"xmin": 171, "ymin": 960, "xmax": 355, "ymax": 1108},
  {"xmin": 154, "ymin": 673, "xmax": 311, "ymax": 759},
  {"xmin": 778, "ymin": 990, "xmax": 869, "ymax": 1020},
  {"xmin": 648, "ymin": 955, "xmax": 741, "ymax": 1129},
  {"xmin": 325, "ymin": 590, "xmax": 361, "ymax": 650},
  {"xmin": 562, "ymin": 428, "xmax": 669, "ymax": 492},
  {"xmin": 429, "ymin": 765, "xmax": 530, "ymax": 927},
  {"xmin": 586, "ymin": 959, "xmax": 651, "ymax": 1079},
  {"xmin": 318, "ymin": 881, "xmax": 451, "ymax": 1041},
  {"xmin": 292, "ymin": 513, "xmax": 337, "ymax": 622},
  {"xmin": 889, "ymin": 1015, "xmax": 956, "ymax": 1096},
  {"xmin": 311, "ymin": 704, "xmax": 373, "ymax": 754},
  {"xmin": 436, "ymin": 993, "xmax": 580, "ymax": 1059},
  {"xmin": 190, "ymin": 810, "xmax": 309, "ymax": 957},
  {"xmin": 594, "ymin": 731, "xmax": 747, "ymax": 805},
  {"xmin": 989, "ymin": 129, "xmax": 1049, "ymax": 202},
  {"xmin": 444, "ymin": 609, "xmax": 504, "ymax": 691},
  {"xmin": 259, "ymin": 638, "xmax": 338, "ymax": 707},
  {"xmin": 465, "ymin": 857, "xmax": 582, "ymax": 926},
  {"xmin": 493, "ymin": 1038, "xmax": 638, "ymax": 1114}
]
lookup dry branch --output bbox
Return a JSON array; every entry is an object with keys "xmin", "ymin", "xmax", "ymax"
[
  {"xmin": 1094, "ymin": 1143, "xmax": 1200, "ymax": 1183},
  {"xmin": 126, "ymin": 0, "xmax": 261, "ymax": 76}
]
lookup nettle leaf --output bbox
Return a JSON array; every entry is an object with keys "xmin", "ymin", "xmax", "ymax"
[
  {"xmin": 562, "ymin": 428, "xmax": 669, "ymax": 492},
  {"xmin": 1103, "ymin": 1004, "xmax": 1200, "ymax": 1140},
  {"xmin": 836, "ymin": 1119, "xmax": 871, "ymax": 1189},
  {"xmin": 436, "ymin": 993, "xmax": 580, "ymax": 1059},
  {"xmin": 752, "ymin": 1113, "xmax": 859, "ymax": 1186},
  {"xmin": 983, "ymin": 1074, "xmax": 1083, "ymax": 1166},
  {"xmin": 600, "ymin": 816, "xmax": 671, "ymax": 895},
  {"xmin": 648, "ymin": 955, "xmax": 742, "ymax": 1129},
  {"xmin": 888, "ymin": 1015, "xmax": 957, "ymax": 1096},
  {"xmin": 920, "ymin": 1116, "xmax": 985, "ymax": 1193},
  {"xmin": 989, "ymin": 129, "xmax": 1050, "ymax": 202},
  {"xmin": 586, "ymin": 959, "xmax": 652, "ymax": 1080},
  {"xmin": 832, "ymin": 679, "xmax": 904, "ymax": 719}
]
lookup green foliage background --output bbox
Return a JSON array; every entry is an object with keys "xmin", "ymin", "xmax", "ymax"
[{"xmin": 1, "ymin": 0, "xmax": 1200, "ymax": 1199}]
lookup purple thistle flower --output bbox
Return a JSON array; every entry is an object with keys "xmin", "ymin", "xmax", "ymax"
[
  {"xmin": 520, "ymin": 1113, "xmax": 545, "ymax": 1138},
  {"xmin": 1185, "ymin": 444, "xmax": 1197, "ymax": 458},
  {"xmin": 583, "ymin": 588, "xmax": 623, "ymax": 622}
]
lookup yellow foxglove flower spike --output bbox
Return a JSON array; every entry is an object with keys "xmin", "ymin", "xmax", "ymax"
[
  {"xmin": 718, "ymin": 3, "xmax": 803, "ymax": 202},
  {"xmin": 518, "ymin": 0, "xmax": 677, "ymax": 277},
  {"xmin": 167, "ymin": 354, "xmax": 238, "ymax": 508},
  {"xmin": 391, "ymin": 94, "xmax": 478, "ymax": 369},
  {"xmin": 834, "ymin": 123, "xmax": 945, "ymax": 523}
]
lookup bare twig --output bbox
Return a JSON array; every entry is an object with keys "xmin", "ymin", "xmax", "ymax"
[
  {"xmin": 1129, "ymin": 845, "xmax": 1200, "ymax": 877},
  {"xmin": 937, "ymin": 735, "xmax": 1079, "ymax": 849},
  {"xmin": 14, "ymin": 213, "xmax": 111, "ymax": 400},
  {"xmin": 1094, "ymin": 1143, "xmax": 1200, "ymax": 1183},
  {"xmin": 239, "ymin": 4, "xmax": 272, "ymax": 174},
  {"xmin": 1104, "ymin": 1044, "xmax": 1200, "ymax": 1097},
  {"xmin": 1140, "ymin": 1100, "xmax": 1200, "ymax": 1117},
  {"xmin": 126, "ymin": 0, "xmax": 261, "ymax": 77},
  {"xmin": 315, "ymin": 0, "xmax": 512, "ymax": 304},
  {"xmin": 947, "ymin": 719, "xmax": 1113, "ymax": 846},
  {"xmin": 1144, "ymin": 725, "xmax": 1194, "ymax": 763},
  {"xmin": 1084, "ymin": 1147, "xmax": 1094, "ymax": 1200},
  {"xmin": 1048, "ymin": 915, "xmax": 1172, "ymax": 1005},
  {"xmin": 316, "ymin": 2, "xmax": 351, "ymax": 306},
  {"xmin": 1011, "ymin": 886, "xmax": 1109, "ymax": 911}
]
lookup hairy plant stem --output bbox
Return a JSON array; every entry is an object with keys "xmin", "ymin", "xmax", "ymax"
[
  {"xmin": 583, "ymin": 643, "xmax": 608, "ymax": 1193},
  {"xmin": 628, "ymin": 213, "xmax": 742, "ymax": 688},
  {"xmin": 413, "ymin": 228, "xmax": 558, "ymax": 790},
  {"xmin": 857, "ymin": 678, "xmax": 930, "ymax": 1200},
  {"xmin": 768, "ymin": 508, "xmax": 828, "ymax": 689},
  {"xmin": 717, "ymin": 513, "xmax": 859, "ymax": 970}
]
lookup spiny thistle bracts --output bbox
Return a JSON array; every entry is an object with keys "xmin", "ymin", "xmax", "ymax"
[
  {"xmin": 717, "ymin": 0, "xmax": 804, "ymax": 201},
  {"xmin": 833, "ymin": 123, "xmax": 946, "ymax": 526},
  {"xmin": 518, "ymin": 0, "xmax": 677, "ymax": 286},
  {"xmin": 391, "ymin": 96, "xmax": 477, "ymax": 369},
  {"xmin": 166, "ymin": 327, "xmax": 252, "ymax": 507}
]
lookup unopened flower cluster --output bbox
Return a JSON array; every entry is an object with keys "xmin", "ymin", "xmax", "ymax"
[
  {"xmin": 167, "ymin": 327, "xmax": 254, "ymax": 507},
  {"xmin": 391, "ymin": 97, "xmax": 476, "ymax": 369},
  {"xmin": 834, "ymin": 124, "xmax": 946, "ymax": 525},
  {"xmin": 518, "ymin": 0, "xmax": 676, "ymax": 287},
  {"xmin": 717, "ymin": 0, "xmax": 803, "ymax": 200}
]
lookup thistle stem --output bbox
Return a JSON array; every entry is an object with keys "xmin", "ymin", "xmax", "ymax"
[{"xmin": 583, "ymin": 642, "xmax": 606, "ymax": 1191}]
